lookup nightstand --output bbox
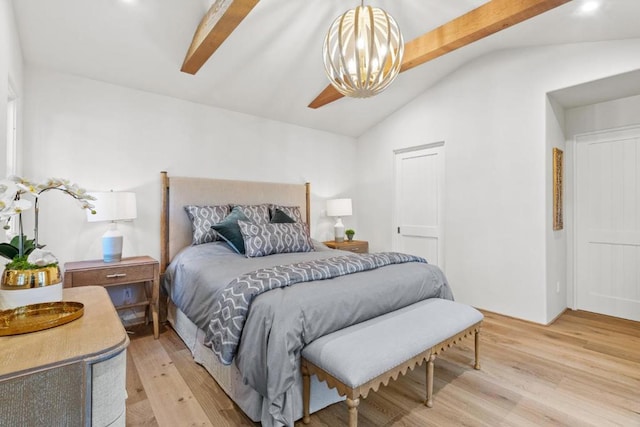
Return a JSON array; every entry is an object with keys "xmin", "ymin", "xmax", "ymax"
[
  {"xmin": 323, "ymin": 240, "xmax": 369, "ymax": 254},
  {"xmin": 64, "ymin": 256, "xmax": 160, "ymax": 339}
]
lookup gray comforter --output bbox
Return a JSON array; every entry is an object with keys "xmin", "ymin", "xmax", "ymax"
[
  {"xmin": 207, "ymin": 252, "xmax": 428, "ymax": 365},
  {"xmin": 163, "ymin": 241, "xmax": 454, "ymax": 427}
]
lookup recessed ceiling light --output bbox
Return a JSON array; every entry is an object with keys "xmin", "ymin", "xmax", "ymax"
[{"xmin": 580, "ymin": 1, "xmax": 601, "ymax": 14}]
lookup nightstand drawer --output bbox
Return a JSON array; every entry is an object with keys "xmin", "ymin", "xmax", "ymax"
[
  {"xmin": 343, "ymin": 244, "xmax": 368, "ymax": 254},
  {"xmin": 69, "ymin": 264, "xmax": 154, "ymax": 287},
  {"xmin": 323, "ymin": 240, "xmax": 369, "ymax": 254}
]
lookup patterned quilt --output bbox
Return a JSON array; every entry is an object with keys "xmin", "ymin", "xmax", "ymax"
[{"xmin": 205, "ymin": 252, "xmax": 426, "ymax": 365}]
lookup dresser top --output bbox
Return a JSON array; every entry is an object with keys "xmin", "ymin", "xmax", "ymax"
[{"xmin": 0, "ymin": 286, "xmax": 129, "ymax": 379}]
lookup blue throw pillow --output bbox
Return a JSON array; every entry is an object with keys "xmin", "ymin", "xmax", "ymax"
[
  {"xmin": 270, "ymin": 208, "xmax": 296, "ymax": 224},
  {"xmin": 269, "ymin": 205, "xmax": 303, "ymax": 223},
  {"xmin": 211, "ymin": 207, "xmax": 251, "ymax": 254}
]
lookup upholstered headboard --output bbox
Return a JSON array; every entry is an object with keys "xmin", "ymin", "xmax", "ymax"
[{"xmin": 160, "ymin": 171, "xmax": 310, "ymax": 273}]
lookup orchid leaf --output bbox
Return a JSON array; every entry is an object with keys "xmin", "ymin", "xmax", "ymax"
[
  {"xmin": 9, "ymin": 235, "xmax": 35, "ymax": 252},
  {"xmin": 4, "ymin": 235, "xmax": 37, "ymax": 258},
  {"xmin": 0, "ymin": 243, "xmax": 19, "ymax": 260},
  {"xmin": 9, "ymin": 235, "xmax": 24, "ymax": 247},
  {"xmin": 22, "ymin": 239, "xmax": 36, "ymax": 254}
]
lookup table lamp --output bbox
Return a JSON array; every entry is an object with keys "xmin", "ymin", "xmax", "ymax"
[
  {"xmin": 87, "ymin": 191, "xmax": 137, "ymax": 262},
  {"xmin": 326, "ymin": 198, "xmax": 352, "ymax": 242}
]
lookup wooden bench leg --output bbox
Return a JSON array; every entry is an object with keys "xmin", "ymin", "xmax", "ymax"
[
  {"xmin": 425, "ymin": 354, "xmax": 435, "ymax": 408},
  {"xmin": 302, "ymin": 362, "xmax": 311, "ymax": 424},
  {"xmin": 474, "ymin": 329, "xmax": 481, "ymax": 370},
  {"xmin": 346, "ymin": 398, "xmax": 359, "ymax": 427}
]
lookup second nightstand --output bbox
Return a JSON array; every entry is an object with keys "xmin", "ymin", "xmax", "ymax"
[
  {"xmin": 63, "ymin": 256, "xmax": 160, "ymax": 338},
  {"xmin": 323, "ymin": 240, "xmax": 369, "ymax": 254}
]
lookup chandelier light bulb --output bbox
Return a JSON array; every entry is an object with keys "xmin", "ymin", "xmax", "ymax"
[{"xmin": 323, "ymin": 3, "xmax": 404, "ymax": 98}]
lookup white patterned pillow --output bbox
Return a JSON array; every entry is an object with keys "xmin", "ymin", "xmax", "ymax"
[
  {"xmin": 231, "ymin": 204, "xmax": 271, "ymax": 224},
  {"xmin": 270, "ymin": 205, "xmax": 303, "ymax": 223},
  {"xmin": 184, "ymin": 205, "xmax": 230, "ymax": 245},
  {"xmin": 239, "ymin": 220, "xmax": 314, "ymax": 258}
]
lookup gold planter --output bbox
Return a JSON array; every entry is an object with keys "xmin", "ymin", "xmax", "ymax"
[{"xmin": 1, "ymin": 266, "xmax": 62, "ymax": 290}]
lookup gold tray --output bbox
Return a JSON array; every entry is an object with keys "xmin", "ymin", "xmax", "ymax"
[{"xmin": 0, "ymin": 301, "xmax": 84, "ymax": 336}]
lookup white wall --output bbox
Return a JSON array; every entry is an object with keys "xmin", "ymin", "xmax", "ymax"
[
  {"xmin": 356, "ymin": 39, "xmax": 640, "ymax": 324},
  {"xmin": 565, "ymin": 93, "xmax": 640, "ymax": 136},
  {"xmin": 545, "ymin": 96, "xmax": 567, "ymax": 322},
  {"xmin": 0, "ymin": 0, "xmax": 24, "ymax": 176},
  {"xmin": 22, "ymin": 66, "xmax": 357, "ymax": 268}
]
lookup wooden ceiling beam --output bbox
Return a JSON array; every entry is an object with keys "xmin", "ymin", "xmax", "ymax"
[
  {"xmin": 181, "ymin": 0, "xmax": 260, "ymax": 75},
  {"xmin": 308, "ymin": 0, "xmax": 572, "ymax": 109}
]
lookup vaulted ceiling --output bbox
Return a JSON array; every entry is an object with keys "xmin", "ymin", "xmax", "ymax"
[{"xmin": 12, "ymin": 0, "xmax": 640, "ymax": 137}]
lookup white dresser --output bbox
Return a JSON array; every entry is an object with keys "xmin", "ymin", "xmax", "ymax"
[{"xmin": 0, "ymin": 286, "xmax": 129, "ymax": 426}]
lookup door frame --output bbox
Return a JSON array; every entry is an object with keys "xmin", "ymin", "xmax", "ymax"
[
  {"xmin": 6, "ymin": 78, "xmax": 18, "ymax": 177},
  {"xmin": 392, "ymin": 141, "xmax": 445, "ymax": 269},
  {"xmin": 570, "ymin": 124, "xmax": 640, "ymax": 310}
]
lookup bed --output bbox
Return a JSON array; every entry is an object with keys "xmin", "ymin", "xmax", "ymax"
[{"xmin": 159, "ymin": 172, "xmax": 454, "ymax": 427}]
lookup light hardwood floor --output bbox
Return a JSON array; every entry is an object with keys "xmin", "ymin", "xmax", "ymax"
[{"xmin": 125, "ymin": 309, "xmax": 640, "ymax": 426}]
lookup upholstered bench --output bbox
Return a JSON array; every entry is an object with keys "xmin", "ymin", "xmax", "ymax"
[{"xmin": 301, "ymin": 298, "xmax": 483, "ymax": 427}]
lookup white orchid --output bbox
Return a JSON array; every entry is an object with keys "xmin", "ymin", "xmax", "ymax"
[
  {"xmin": 0, "ymin": 180, "xmax": 33, "ymax": 221},
  {"xmin": 4, "ymin": 199, "xmax": 33, "ymax": 215},
  {"xmin": 0, "ymin": 176, "xmax": 97, "ymax": 266},
  {"xmin": 14, "ymin": 182, "xmax": 38, "ymax": 197},
  {"xmin": 10, "ymin": 176, "xmax": 96, "ymax": 212}
]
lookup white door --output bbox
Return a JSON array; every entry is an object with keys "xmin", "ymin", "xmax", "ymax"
[
  {"xmin": 575, "ymin": 127, "xmax": 640, "ymax": 321},
  {"xmin": 393, "ymin": 144, "xmax": 444, "ymax": 267}
]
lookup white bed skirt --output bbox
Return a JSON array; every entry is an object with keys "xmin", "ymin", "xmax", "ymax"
[{"xmin": 167, "ymin": 301, "xmax": 342, "ymax": 423}]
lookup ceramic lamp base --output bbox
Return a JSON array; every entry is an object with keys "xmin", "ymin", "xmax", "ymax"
[
  {"xmin": 102, "ymin": 226, "xmax": 123, "ymax": 263},
  {"xmin": 334, "ymin": 217, "xmax": 345, "ymax": 242}
]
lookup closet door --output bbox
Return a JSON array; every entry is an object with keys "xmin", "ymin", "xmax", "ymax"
[
  {"xmin": 393, "ymin": 144, "xmax": 444, "ymax": 268},
  {"xmin": 576, "ymin": 128, "xmax": 640, "ymax": 321}
]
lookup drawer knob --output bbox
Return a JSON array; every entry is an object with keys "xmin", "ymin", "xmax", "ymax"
[{"xmin": 106, "ymin": 273, "xmax": 127, "ymax": 279}]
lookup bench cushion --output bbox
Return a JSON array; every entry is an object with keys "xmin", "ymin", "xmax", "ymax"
[{"xmin": 301, "ymin": 298, "xmax": 483, "ymax": 388}]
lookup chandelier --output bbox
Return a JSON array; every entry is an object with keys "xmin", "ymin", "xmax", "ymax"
[{"xmin": 323, "ymin": 1, "xmax": 404, "ymax": 98}]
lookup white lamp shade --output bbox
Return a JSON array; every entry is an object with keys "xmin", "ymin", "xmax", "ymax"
[
  {"xmin": 87, "ymin": 192, "xmax": 137, "ymax": 222},
  {"xmin": 326, "ymin": 198, "xmax": 352, "ymax": 217}
]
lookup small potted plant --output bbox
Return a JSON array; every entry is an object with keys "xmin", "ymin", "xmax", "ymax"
[{"xmin": 345, "ymin": 229, "xmax": 355, "ymax": 241}]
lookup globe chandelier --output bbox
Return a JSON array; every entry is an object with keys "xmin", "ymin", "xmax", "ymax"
[{"xmin": 323, "ymin": 1, "xmax": 404, "ymax": 98}]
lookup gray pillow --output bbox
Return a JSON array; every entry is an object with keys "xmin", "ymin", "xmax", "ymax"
[
  {"xmin": 211, "ymin": 207, "xmax": 251, "ymax": 254},
  {"xmin": 239, "ymin": 220, "xmax": 314, "ymax": 258},
  {"xmin": 231, "ymin": 204, "xmax": 271, "ymax": 224},
  {"xmin": 184, "ymin": 205, "xmax": 230, "ymax": 245}
]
